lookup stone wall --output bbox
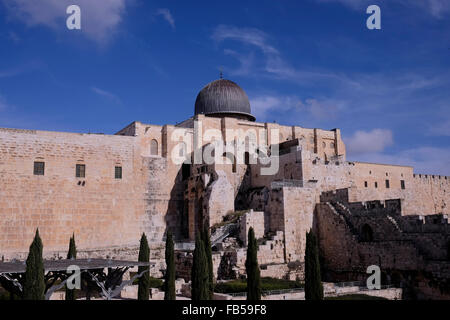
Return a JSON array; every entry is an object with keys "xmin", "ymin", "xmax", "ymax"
[
  {"xmin": 239, "ymin": 210, "xmax": 265, "ymax": 246},
  {"xmin": 315, "ymin": 197, "xmax": 450, "ymax": 299},
  {"xmin": 267, "ymin": 187, "xmax": 317, "ymax": 263},
  {"xmin": 0, "ymin": 128, "xmax": 149, "ymax": 258}
]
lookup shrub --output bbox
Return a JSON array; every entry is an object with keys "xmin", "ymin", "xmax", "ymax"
[
  {"xmin": 326, "ymin": 294, "xmax": 388, "ymax": 300},
  {"xmin": 214, "ymin": 277, "xmax": 303, "ymax": 294}
]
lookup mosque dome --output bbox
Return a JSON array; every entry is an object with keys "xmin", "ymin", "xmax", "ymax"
[{"xmin": 194, "ymin": 79, "xmax": 255, "ymax": 121}]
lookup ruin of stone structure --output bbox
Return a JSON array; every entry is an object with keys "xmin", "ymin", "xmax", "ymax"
[{"xmin": 0, "ymin": 78, "xmax": 448, "ymax": 299}]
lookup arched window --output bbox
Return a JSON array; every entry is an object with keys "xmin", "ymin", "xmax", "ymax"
[
  {"xmin": 179, "ymin": 141, "xmax": 186, "ymax": 158},
  {"xmin": 150, "ymin": 139, "xmax": 158, "ymax": 156},
  {"xmin": 361, "ymin": 224, "xmax": 374, "ymax": 242}
]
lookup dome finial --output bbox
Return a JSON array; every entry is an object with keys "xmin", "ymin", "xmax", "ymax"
[{"xmin": 219, "ymin": 68, "xmax": 223, "ymax": 79}]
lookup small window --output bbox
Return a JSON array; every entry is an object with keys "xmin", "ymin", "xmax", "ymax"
[
  {"xmin": 115, "ymin": 166, "xmax": 122, "ymax": 179},
  {"xmin": 76, "ymin": 164, "xmax": 86, "ymax": 178},
  {"xmin": 385, "ymin": 179, "xmax": 390, "ymax": 188},
  {"xmin": 375, "ymin": 182, "xmax": 378, "ymax": 188},
  {"xmin": 150, "ymin": 139, "xmax": 158, "ymax": 156},
  {"xmin": 364, "ymin": 181, "xmax": 368, "ymax": 188},
  {"xmin": 33, "ymin": 161, "xmax": 45, "ymax": 176},
  {"xmin": 401, "ymin": 180, "xmax": 405, "ymax": 190}
]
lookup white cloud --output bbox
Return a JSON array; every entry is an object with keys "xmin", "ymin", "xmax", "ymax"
[
  {"xmin": 212, "ymin": 25, "xmax": 278, "ymax": 55},
  {"xmin": 223, "ymin": 49, "xmax": 255, "ymax": 76},
  {"xmin": 314, "ymin": 0, "xmax": 450, "ymax": 19},
  {"xmin": 349, "ymin": 147, "xmax": 450, "ymax": 176},
  {"xmin": 0, "ymin": 68, "xmax": 22, "ymax": 78},
  {"xmin": 345, "ymin": 129, "xmax": 394, "ymax": 155},
  {"xmin": 250, "ymin": 95, "xmax": 340, "ymax": 122},
  {"xmin": 211, "ymin": 25, "xmax": 362, "ymax": 86},
  {"xmin": 8, "ymin": 31, "xmax": 21, "ymax": 43},
  {"xmin": 301, "ymin": 98, "xmax": 339, "ymax": 120},
  {"xmin": 213, "ymin": 25, "xmax": 450, "ymax": 139},
  {"xmin": 2, "ymin": 0, "xmax": 129, "ymax": 44},
  {"xmin": 0, "ymin": 94, "xmax": 16, "ymax": 112},
  {"xmin": 0, "ymin": 96, "xmax": 8, "ymax": 111},
  {"xmin": 91, "ymin": 87, "xmax": 122, "ymax": 105},
  {"xmin": 429, "ymin": 119, "xmax": 450, "ymax": 136},
  {"xmin": 156, "ymin": 8, "xmax": 175, "ymax": 29},
  {"xmin": 250, "ymin": 96, "xmax": 298, "ymax": 119}
]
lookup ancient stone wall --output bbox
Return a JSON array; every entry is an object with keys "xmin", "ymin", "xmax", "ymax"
[
  {"xmin": 239, "ymin": 210, "xmax": 265, "ymax": 246},
  {"xmin": 315, "ymin": 199, "xmax": 450, "ymax": 299},
  {"xmin": 0, "ymin": 128, "xmax": 151, "ymax": 259},
  {"xmin": 206, "ymin": 170, "xmax": 235, "ymax": 228},
  {"xmin": 267, "ymin": 187, "xmax": 317, "ymax": 263},
  {"xmin": 408, "ymin": 174, "xmax": 450, "ymax": 215}
]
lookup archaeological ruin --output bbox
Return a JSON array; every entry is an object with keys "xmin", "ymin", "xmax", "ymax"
[{"xmin": 0, "ymin": 78, "xmax": 449, "ymax": 299}]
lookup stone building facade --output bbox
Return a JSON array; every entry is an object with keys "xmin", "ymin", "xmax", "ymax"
[{"xmin": 0, "ymin": 78, "xmax": 448, "ymax": 297}]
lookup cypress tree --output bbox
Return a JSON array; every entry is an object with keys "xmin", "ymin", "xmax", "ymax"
[
  {"xmin": 202, "ymin": 224, "xmax": 214, "ymax": 299},
  {"xmin": 191, "ymin": 233, "xmax": 209, "ymax": 300},
  {"xmin": 245, "ymin": 227, "xmax": 261, "ymax": 301},
  {"xmin": 304, "ymin": 230, "xmax": 324, "ymax": 300},
  {"xmin": 23, "ymin": 229, "xmax": 45, "ymax": 300},
  {"xmin": 164, "ymin": 230, "xmax": 176, "ymax": 300},
  {"xmin": 66, "ymin": 233, "xmax": 77, "ymax": 300},
  {"xmin": 138, "ymin": 233, "xmax": 150, "ymax": 300}
]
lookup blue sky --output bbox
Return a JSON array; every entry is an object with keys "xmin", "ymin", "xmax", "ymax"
[{"xmin": 0, "ymin": 0, "xmax": 449, "ymax": 174}]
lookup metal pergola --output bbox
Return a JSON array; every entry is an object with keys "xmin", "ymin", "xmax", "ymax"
[{"xmin": 0, "ymin": 258, "xmax": 152, "ymax": 300}]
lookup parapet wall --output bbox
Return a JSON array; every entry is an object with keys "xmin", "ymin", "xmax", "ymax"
[
  {"xmin": 315, "ymin": 198, "xmax": 450, "ymax": 299},
  {"xmin": 407, "ymin": 174, "xmax": 450, "ymax": 215}
]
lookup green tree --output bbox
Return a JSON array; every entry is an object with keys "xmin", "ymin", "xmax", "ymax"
[
  {"xmin": 66, "ymin": 233, "xmax": 77, "ymax": 300},
  {"xmin": 23, "ymin": 229, "xmax": 45, "ymax": 300},
  {"xmin": 304, "ymin": 230, "xmax": 324, "ymax": 300},
  {"xmin": 245, "ymin": 227, "xmax": 261, "ymax": 301},
  {"xmin": 138, "ymin": 233, "xmax": 150, "ymax": 300},
  {"xmin": 202, "ymin": 224, "xmax": 214, "ymax": 299},
  {"xmin": 164, "ymin": 230, "xmax": 176, "ymax": 300},
  {"xmin": 191, "ymin": 233, "xmax": 209, "ymax": 300}
]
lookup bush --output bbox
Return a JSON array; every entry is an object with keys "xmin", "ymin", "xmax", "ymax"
[
  {"xmin": 0, "ymin": 290, "xmax": 11, "ymax": 300},
  {"xmin": 214, "ymin": 277, "xmax": 303, "ymax": 294},
  {"xmin": 131, "ymin": 275, "xmax": 163, "ymax": 289},
  {"xmin": 149, "ymin": 277, "xmax": 164, "ymax": 289},
  {"xmin": 211, "ymin": 211, "xmax": 247, "ymax": 233},
  {"xmin": 325, "ymin": 294, "xmax": 388, "ymax": 300}
]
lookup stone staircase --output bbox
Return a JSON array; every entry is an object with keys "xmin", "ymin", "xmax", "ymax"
[
  {"xmin": 387, "ymin": 215, "xmax": 402, "ymax": 232},
  {"xmin": 211, "ymin": 223, "xmax": 238, "ymax": 246},
  {"xmin": 328, "ymin": 202, "xmax": 359, "ymax": 237}
]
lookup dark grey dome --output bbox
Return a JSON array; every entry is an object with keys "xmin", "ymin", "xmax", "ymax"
[{"xmin": 195, "ymin": 79, "xmax": 255, "ymax": 121}]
